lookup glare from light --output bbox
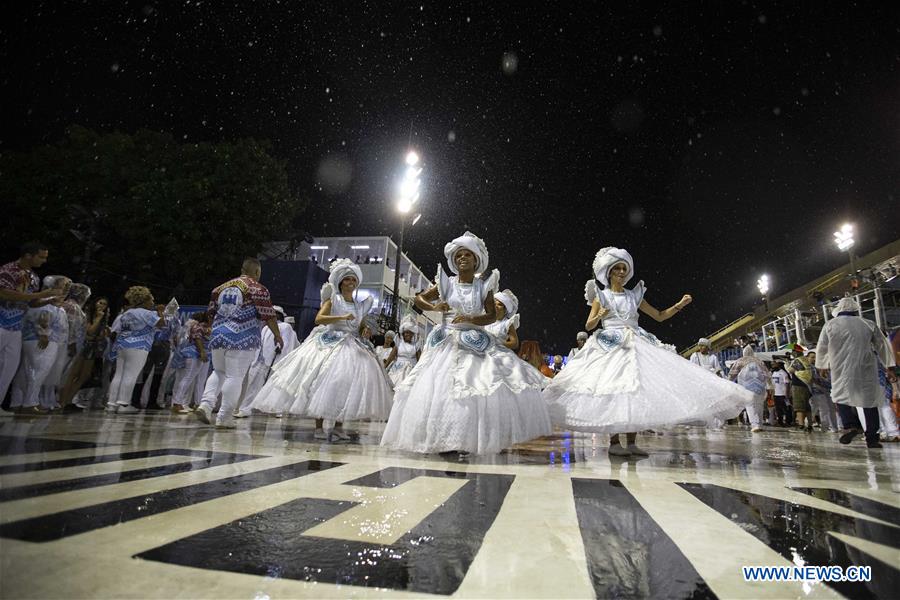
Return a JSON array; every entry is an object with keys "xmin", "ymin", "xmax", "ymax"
[
  {"xmin": 411, "ymin": 213, "xmax": 422, "ymax": 226},
  {"xmin": 397, "ymin": 198, "xmax": 413, "ymax": 214},
  {"xmin": 405, "ymin": 151, "xmax": 419, "ymax": 166},
  {"xmin": 833, "ymin": 223, "xmax": 855, "ymax": 251},
  {"xmin": 310, "ymin": 245, "xmax": 329, "ymax": 250},
  {"xmin": 350, "ymin": 245, "xmax": 370, "ymax": 249},
  {"xmin": 757, "ymin": 274, "xmax": 770, "ymax": 296},
  {"xmin": 399, "ymin": 177, "xmax": 420, "ymax": 199}
]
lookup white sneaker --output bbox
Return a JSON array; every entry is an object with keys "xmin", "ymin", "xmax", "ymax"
[
  {"xmin": 194, "ymin": 404, "xmax": 213, "ymax": 425},
  {"xmin": 608, "ymin": 444, "xmax": 631, "ymax": 457},
  {"xmin": 105, "ymin": 403, "xmax": 118, "ymax": 413},
  {"xmin": 215, "ymin": 420, "xmax": 237, "ymax": 429},
  {"xmin": 313, "ymin": 428, "xmax": 327, "ymax": 440},
  {"xmin": 0, "ymin": 408, "xmax": 14, "ymax": 417},
  {"xmin": 332, "ymin": 429, "xmax": 351, "ymax": 441},
  {"xmin": 233, "ymin": 409, "xmax": 251, "ymax": 419},
  {"xmin": 751, "ymin": 427, "xmax": 763, "ymax": 433},
  {"xmin": 626, "ymin": 444, "xmax": 649, "ymax": 457},
  {"xmin": 116, "ymin": 405, "xmax": 140, "ymax": 414},
  {"xmin": 275, "ymin": 413, "xmax": 283, "ymax": 419}
]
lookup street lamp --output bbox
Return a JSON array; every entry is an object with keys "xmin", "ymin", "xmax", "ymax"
[
  {"xmin": 390, "ymin": 151, "xmax": 423, "ymax": 329},
  {"xmin": 757, "ymin": 274, "xmax": 770, "ymax": 311},
  {"xmin": 833, "ymin": 223, "xmax": 858, "ymax": 286}
]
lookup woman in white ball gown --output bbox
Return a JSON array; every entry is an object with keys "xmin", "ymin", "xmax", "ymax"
[
  {"xmin": 543, "ymin": 246, "xmax": 754, "ymax": 457},
  {"xmin": 248, "ymin": 259, "xmax": 393, "ymax": 441},
  {"xmin": 381, "ymin": 231, "xmax": 552, "ymax": 455},
  {"xmin": 486, "ymin": 288, "xmax": 548, "ymax": 387},
  {"xmin": 384, "ymin": 317, "xmax": 421, "ymax": 387}
]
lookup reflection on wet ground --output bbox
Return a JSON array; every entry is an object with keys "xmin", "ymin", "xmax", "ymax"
[
  {"xmin": 680, "ymin": 483, "xmax": 899, "ymax": 599},
  {"xmin": 1, "ymin": 412, "xmax": 898, "ymax": 599}
]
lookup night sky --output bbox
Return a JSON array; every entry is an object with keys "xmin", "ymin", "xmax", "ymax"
[{"xmin": 2, "ymin": 2, "xmax": 898, "ymax": 352}]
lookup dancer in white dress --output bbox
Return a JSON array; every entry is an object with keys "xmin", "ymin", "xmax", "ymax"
[
  {"xmin": 380, "ymin": 231, "xmax": 552, "ymax": 455},
  {"xmin": 544, "ymin": 247, "xmax": 754, "ymax": 456},
  {"xmin": 375, "ymin": 330, "xmax": 395, "ymax": 366},
  {"xmin": 485, "ymin": 289, "xmax": 520, "ymax": 350},
  {"xmin": 384, "ymin": 317, "xmax": 420, "ymax": 386},
  {"xmin": 248, "ymin": 259, "xmax": 392, "ymax": 441}
]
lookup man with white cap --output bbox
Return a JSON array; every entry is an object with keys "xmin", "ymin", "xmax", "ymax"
[
  {"xmin": 566, "ymin": 331, "xmax": 588, "ymax": 365},
  {"xmin": 815, "ymin": 295, "xmax": 895, "ymax": 448},
  {"xmin": 690, "ymin": 338, "xmax": 723, "ymax": 377}
]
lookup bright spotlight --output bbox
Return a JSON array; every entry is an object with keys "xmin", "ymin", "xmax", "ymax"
[
  {"xmin": 833, "ymin": 223, "xmax": 855, "ymax": 251},
  {"xmin": 405, "ymin": 151, "xmax": 419, "ymax": 166},
  {"xmin": 757, "ymin": 274, "xmax": 770, "ymax": 296}
]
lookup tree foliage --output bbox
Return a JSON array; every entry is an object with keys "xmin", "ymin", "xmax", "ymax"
[{"xmin": 1, "ymin": 126, "xmax": 305, "ymax": 304}]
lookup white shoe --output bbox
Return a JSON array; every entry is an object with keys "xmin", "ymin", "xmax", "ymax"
[
  {"xmin": 313, "ymin": 428, "xmax": 327, "ymax": 440},
  {"xmin": 73, "ymin": 401, "xmax": 88, "ymax": 410},
  {"xmin": 608, "ymin": 444, "xmax": 631, "ymax": 457},
  {"xmin": 751, "ymin": 427, "xmax": 763, "ymax": 433},
  {"xmin": 116, "ymin": 405, "xmax": 140, "ymax": 414},
  {"xmin": 215, "ymin": 420, "xmax": 237, "ymax": 429},
  {"xmin": 275, "ymin": 413, "xmax": 283, "ymax": 419},
  {"xmin": 195, "ymin": 404, "xmax": 213, "ymax": 425},
  {"xmin": 626, "ymin": 444, "xmax": 649, "ymax": 457},
  {"xmin": 233, "ymin": 410, "xmax": 251, "ymax": 419},
  {"xmin": 331, "ymin": 429, "xmax": 351, "ymax": 441},
  {"xmin": 0, "ymin": 408, "xmax": 14, "ymax": 417},
  {"xmin": 105, "ymin": 403, "xmax": 118, "ymax": 413}
]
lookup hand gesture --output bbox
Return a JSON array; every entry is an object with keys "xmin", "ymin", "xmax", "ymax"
[
  {"xmin": 432, "ymin": 302, "xmax": 451, "ymax": 313},
  {"xmin": 451, "ymin": 315, "xmax": 470, "ymax": 324},
  {"xmin": 38, "ymin": 335, "xmax": 49, "ymax": 350},
  {"xmin": 200, "ymin": 351, "xmax": 209, "ymax": 363},
  {"xmin": 343, "ymin": 313, "xmax": 355, "ymax": 321},
  {"xmin": 274, "ymin": 335, "xmax": 285, "ymax": 352},
  {"xmin": 817, "ymin": 368, "xmax": 829, "ymax": 379},
  {"xmin": 678, "ymin": 295, "xmax": 693, "ymax": 309}
]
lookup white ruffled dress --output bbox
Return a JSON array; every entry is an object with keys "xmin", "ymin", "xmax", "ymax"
[
  {"xmin": 247, "ymin": 292, "xmax": 393, "ymax": 422},
  {"xmin": 543, "ymin": 281, "xmax": 754, "ymax": 432},
  {"xmin": 380, "ymin": 270, "xmax": 552, "ymax": 454},
  {"xmin": 486, "ymin": 314, "xmax": 549, "ymax": 388},
  {"xmin": 387, "ymin": 340, "xmax": 418, "ymax": 387}
]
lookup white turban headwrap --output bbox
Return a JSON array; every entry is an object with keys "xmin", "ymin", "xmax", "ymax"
[
  {"xmin": 494, "ymin": 289, "xmax": 519, "ymax": 318},
  {"xmin": 399, "ymin": 317, "xmax": 418, "ymax": 335},
  {"xmin": 698, "ymin": 337, "xmax": 711, "ymax": 347},
  {"xmin": 576, "ymin": 331, "xmax": 588, "ymax": 341},
  {"xmin": 742, "ymin": 345, "xmax": 755, "ymax": 357},
  {"xmin": 832, "ymin": 295, "xmax": 859, "ymax": 317},
  {"xmin": 327, "ymin": 258, "xmax": 363, "ymax": 291},
  {"xmin": 273, "ymin": 305, "xmax": 286, "ymax": 317},
  {"xmin": 592, "ymin": 247, "xmax": 634, "ymax": 288},
  {"xmin": 444, "ymin": 231, "xmax": 489, "ymax": 275},
  {"xmin": 384, "ymin": 330, "xmax": 396, "ymax": 339}
]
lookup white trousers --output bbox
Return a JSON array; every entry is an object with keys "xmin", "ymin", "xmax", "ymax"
[
  {"xmin": 109, "ymin": 348, "xmax": 150, "ymax": 406},
  {"xmin": 200, "ymin": 349, "xmax": 256, "ymax": 424},
  {"xmin": 0, "ymin": 328, "xmax": 22, "ymax": 402},
  {"xmin": 810, "ymin": 393, "xmax": 838, "ymax": 432},
  {"xmin": 744, "ymin": 392, "xmax": 764, "ymax": 428},
  {"xmin": 172, "ymin": 358, "xmax": 206, "ymax": 408},
  {"xmin": 39, "ymin": 345, "xmax": 71, "ymax": 408},
  {"xmin": 10, "ymin": 341, "xmax": 59, "ymax": 408},
  {"xmin": 873, "ymin": 401, "xmax": 899, "ymax": 438}
]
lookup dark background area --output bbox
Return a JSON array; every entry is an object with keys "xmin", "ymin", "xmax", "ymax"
[{"xmin": 2, "ymin": 1, "xmax": 898, "ymax": 351}]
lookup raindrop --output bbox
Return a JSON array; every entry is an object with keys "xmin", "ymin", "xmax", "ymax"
[
  {"xmin": 653, "ymin": 25, "xmax": 663, "ymax": 37},
  {"xmin": 447, "ymin": 130, "xmax": 456, "ymax": 143},
  {"xmin": 316, "ymin": 155, "xmax": 353, "ymax": 195},
  {"xmin": 501, "ymin": 51, "xmax": 518, "ymax": 75},
  {"xmin": 628, "ymin": 207, "xmax": 644, "ymax": 227}
]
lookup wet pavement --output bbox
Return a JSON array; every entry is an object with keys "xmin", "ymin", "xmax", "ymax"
[{"xmin": 1, "ymin": 412, "xmax": 898, "ymax": 599}]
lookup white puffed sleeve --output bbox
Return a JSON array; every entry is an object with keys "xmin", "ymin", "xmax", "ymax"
[
  {"xmin": 631, "ymin": 280, "xmax": 646, "ymax": 305},
  {"xmin": 360, "ymin": 295, "xmax": 375, "ymax": 316},
  {"xmin": 483, "ymin": 268, "xmax": 500, "ymax": 296},
  {"xmin": 320, "ymin": 282, "xmax": 334, "ymax": 302},
  {"xmin": 511, "ymin": 313, "xmax": 521, "ymax": 330},
  {"xmin": 584, "ymin": 279, "xmax": 599, "ymax": 306}
]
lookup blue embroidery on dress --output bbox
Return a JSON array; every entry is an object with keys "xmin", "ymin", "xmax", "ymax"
[
  {"xmin": 459, "ymin": 328, "xmax": 492, "ymax": 353},
  {"xmin": 427, "ymin": 326, "xmax": 447, "ymax": 348},
  {"xmin": 319, "ymin": 330, "xmax": 344, "ymax": 347},
  {"xmin": 595, "ymin": 329, "xmax": 625, "ymax": 351}
]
